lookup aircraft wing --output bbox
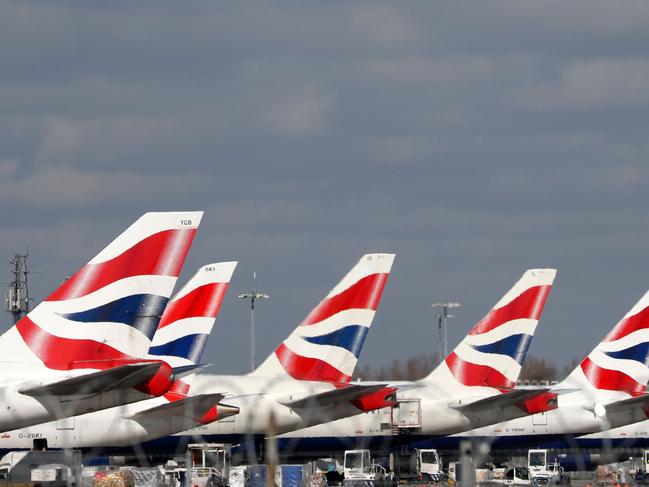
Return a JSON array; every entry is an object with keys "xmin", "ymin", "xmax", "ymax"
[
  {"xmin": 452, "ymin": 388, "xmax": 557, "ymax": 414},
  {"xmin": 281, "ymin": 384, "xmax": 392, "ymax": 408},
  {"xmin": 130, "ymin": 393, "xmax": 239, "ymax": 428},
  {"xmin": 18, "ymin": 362, "xmax": 164, "ymax": 398}
]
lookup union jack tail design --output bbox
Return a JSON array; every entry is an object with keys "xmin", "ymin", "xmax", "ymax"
[
  {"xmin": 148, "ymin": 261, "xmax": 237, "ymax": 397},
  {"xmin": 562, "ymin": 290, "xmax": 649, "ymax": 396},
  {"xmin": 252, "ymin": 253, "xmax": 395, "ymax": 384},
  {"xmin": 424, "ymin": 269, "xmax": 557, "ymax": 390},
  {"xmin": 0, "ymin": 212, "xmax": 202, "ymax": 371}
]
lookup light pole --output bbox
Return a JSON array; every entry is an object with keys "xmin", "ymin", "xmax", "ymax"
[
  {"xmin": 238, "ymin": 272, "xmax": 270, "ymax": 372},
  {"xmin": 431, "ymin": 301, "xmax": 461, "ymax": 362}
]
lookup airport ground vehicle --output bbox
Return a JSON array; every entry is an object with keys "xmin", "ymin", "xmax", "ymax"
[
  {"xmin": 417, "ymin": 449, "xmax": 443, "ymax": 481},
  {"xmin": 343, "ymin": 449, "xmax": 387, "ymax": 483},
  {"xmin": 528, "ymin": 449, "xmax": 564, "ymax": 484},
  {"xmin": 391, "ymin": 448, "xmax": 442, "ymax": 482},
  {"xmin": 188, "ymin": 443, "xmax": 231, "ymax": 487}
]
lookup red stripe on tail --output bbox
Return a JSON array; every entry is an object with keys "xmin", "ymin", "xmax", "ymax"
[
  {"xmin": 158, "ymin": 282, "xmax": 229, "ymax": 328},
  {"xmin": 470, "ymin": 285, "xmax": 552, "ymax": 336},
  {"xmin": 580, "ymin": 357, "xmax": 646, "ymax": 395},
  {"xmin": 605, "ymin": 306, "xmax": 649, "ymax": 342},
  {"xmin": 16, "ymin": 316, "xmax": 131, "ymax": 370},
  {"xmin": 275, "ymin": 343, "xmax": 351, "ymax": 383},
  {"xmin": 446, "ymin": 352, "xmax": 515, "ymax": 389},
  {"xmin": 301, "ymin": 273, "xmax": 388, "ymax": 327},
  {"xmin": 47, "ymin": 229, "xmax": 197, "ymax": 302}
]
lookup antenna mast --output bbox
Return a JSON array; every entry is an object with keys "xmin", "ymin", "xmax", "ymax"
[{"xmin": 5, "ymin": 251, "xmax": 31, "ymax": 324}]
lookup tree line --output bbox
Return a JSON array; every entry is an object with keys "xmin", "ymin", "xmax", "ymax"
[{"xmin": 353, "ymin": 354, "xmax": 580, "ymax": 382}]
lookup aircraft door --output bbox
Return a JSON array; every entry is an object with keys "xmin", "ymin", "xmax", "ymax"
[
  {"xmin": 532, "ymin": 412, "xmax": 547, "ymax": 426},
  {"xmin": 56, "ymin": 416, "xmax": 75, "ymax": 430},
  {"xmin": 395, "ymin": 399, "xmax": 421, "ymax": 428}
]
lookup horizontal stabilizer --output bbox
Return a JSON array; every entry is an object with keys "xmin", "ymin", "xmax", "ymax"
[
  {"xmin": 451, "ymin": 388, "xmax": 553, "ymax": 413},
  {"xmin": 130, "ymin": 393, "xmax": 238, "ymax": 426},
  {"xmin": 282, "ymin": 384, "xmax": 390, "ymax": 408},
  {"xmin": 171, "ymin": 364, "xmax": 211, "ymax": 379},
  {"xmin": 605, "ymin": 394, "xmax": 649, "ymax": 415},
  {"xmin": 18, "ymin": 362, "xmax": 164, "ymax": 398}
]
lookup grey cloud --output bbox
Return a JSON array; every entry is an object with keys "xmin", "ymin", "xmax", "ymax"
[
  {"xmin": 1, "ymin": 0, "xmax": 649, "ymax": 373},
  {"xmin": 515, "ymin": 58, "xmax": 649, "ymax": 110}
]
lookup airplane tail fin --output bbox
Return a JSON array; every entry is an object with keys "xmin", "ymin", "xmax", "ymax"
[
  {"xmin": 562, "ymin": 290, "xmax": 649, "ymax": 395},
  {"xmin": 252, "ymin": 253, "xmax": 395, "ymax": 383},
  {"xmin": 148, "ymin": 261, "xmax": 237, "ymax": 395},
  {"xmin": 1, "ymin": 212, "xmax": 202, "ymax": 370},
  {"xmin": 423, "ymin": 269, "xmax": 556, "ymax": 390}
]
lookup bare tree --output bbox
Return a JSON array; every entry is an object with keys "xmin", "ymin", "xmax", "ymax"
[
  {"xmin": 356, "ymin": 354, "xmax": 580, "ymax": 383},
  {"xmin": 519, "ymin": 356, "xmax": 558, "ymax": 381},
  {"xmin": 561, "ymin": 357, "xmax": 581, "ymax": 378},
  {"xmin": 353, "ymin": 354, "xmax": 438, "ymax": 381}
]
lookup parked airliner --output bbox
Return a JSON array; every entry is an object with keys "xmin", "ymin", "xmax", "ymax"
[
  {"xmin": 0, "ymin": 262, "xmax": 238, "ymax": 451},
  {"xmin": 0, "ymin": 212, "xmax": 201, "ymax": 432}
]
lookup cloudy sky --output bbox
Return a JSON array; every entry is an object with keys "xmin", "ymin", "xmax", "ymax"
[{"xmin": 2, "ymin": 1, "xmax": 649, "ymax": 374}]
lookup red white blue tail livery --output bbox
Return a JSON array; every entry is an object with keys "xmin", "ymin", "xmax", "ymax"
[
  {"xmin": 149, "ymin": 261, "xmax": 238, "ymax": 411},
  {"xmin": 443, "ymin": 289, "xmax": 649, "ymax": 446},
  {"xmin": 563, "ymin": 290, "xmax": 649, "ymax": 395},
  {"xmin": 424, "ymin": 268, "xmax": 556, "ymax": 391},
  {"xmin": 274, "ymin": 269, "xmax": 558, "ymax": 448},
  {"xmin": 252, "ymin": 253, "xmax": 395, "ymax": 383},
  {"xmin": 1, "ymin": 212, "xmax": 201, "ymax": 369},
  {"xmin": 0, "ymin": 260, "xmax": 239, "ymax": 449},
  {"xmin": 149, "ymin": 261, "xmax": 237, "ymax": 371},
  {"xmin": 131, "ymin": 261, "xmax": 240, "ymax": 433},
  {"xmin": 0, "ymin": 212, "xmax": 201, "ymax": 433}
]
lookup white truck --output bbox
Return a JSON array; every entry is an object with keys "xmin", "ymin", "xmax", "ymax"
[
  {"xmin": 418, "ymin": 449, "xmax": 443, "ymax": 481},
  {"xmin": 343, "ymin": 449, "xmax": 387, "ymax": 484},
  {"xmin": 528, "ymin": 449, "xmax": 564, "ymax": 485}
]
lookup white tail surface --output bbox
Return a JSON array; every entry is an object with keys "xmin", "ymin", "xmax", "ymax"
[
  {"xmin": 423, "ymin": 269, "xmax": 556, "ymax": 390},
  {"xmin": 561, "ymin": 289, "xmax": 649, "ymax": 395},
  {"xmin": 0, "ymin": 212, "xmax": 202, "ymax": 370},
  {"xmin": 252, "ymin": 253, "xmax": 395, "ymax": 383},
  {"xmin": 148, "ymin": 261, "xmax": 237, "ymax": 392}
]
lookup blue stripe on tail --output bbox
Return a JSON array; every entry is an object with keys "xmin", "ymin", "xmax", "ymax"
[
  {"xmin": 58, "ymin": 294, "xmax": 168, "ymax": 340},
  {"xmin": 301, "ymin": 324, "xmax": 369, "ymax": 357},
  {"xmin": 605, "ymin": 342, "xmax": 649, "ymax": 365},
  {"xmin": 470, "ymin": 333, "xmax": 533, "ymax": 365},
  {"xmin": 149, "ymin": 333, "xmax": 209, "ymax": 364}
]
